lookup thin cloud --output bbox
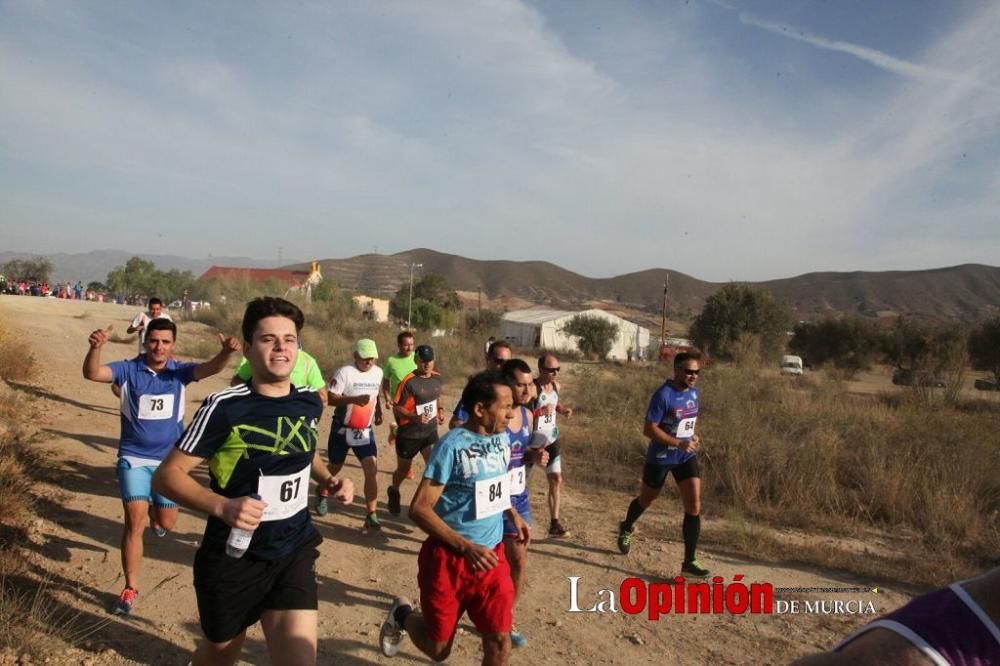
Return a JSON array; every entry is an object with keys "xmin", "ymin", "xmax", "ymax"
[{"xmin": 738, "ymin": 12, "xmax": 982, "ymax": 89}]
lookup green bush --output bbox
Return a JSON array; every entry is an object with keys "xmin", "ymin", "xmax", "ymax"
[
  {"xmin": 689, "ymin": 283, "xmax": 789, "ymax": 361},
  {"xmin": 560, "ymin": 315, "xmax": 619, "ymax": 359}
]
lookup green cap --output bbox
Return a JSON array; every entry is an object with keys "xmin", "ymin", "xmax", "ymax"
[{"xmin": 353, "ymin": 338, "xmax": 379, "ymax": 359}]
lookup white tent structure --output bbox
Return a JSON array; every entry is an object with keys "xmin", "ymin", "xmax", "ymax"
[{"xmin": 500, "ymin": 308, "xmax": 650, "ymax": 361}]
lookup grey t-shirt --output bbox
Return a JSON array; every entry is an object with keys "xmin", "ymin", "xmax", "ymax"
[{"xmin": 395, "ymin": 372, "xmax": 443, "ymax": 439}]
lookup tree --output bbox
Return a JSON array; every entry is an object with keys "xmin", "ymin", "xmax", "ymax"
[
  {"xmin": 86, "ymin": 281, "xmax": 108, "ymax": 293},
  {"xmin": 790, "ymin": 317, "xmax": 883, "ymax": 373},
  {"xmin": 3, "ymin": 256, "xmax": 52, "ymax": 283},
  {"xmin": 969, "ymin": 317, "xmax": 1000, "ymax": 386},
  {"xmin": 561, "ymin": 314, "xmax": 619, "ymax": 359},
  {"xmin": 883, "ymin": 317, "xmax": 968, "ymax": 395},
  {"xmin": 408, "ymin": 298, "xmax": 444, "ymax": 330},
  {"xmin": 106, "ymin": 257, "xmax": 156, "ymax": 298},
  {"xmin": 689, "ymin": 283, "xmax": 789, "ymax": 360},
  {"xmin": 389, "ymin": 273, "xmax": 460, "ymax": 327},
  {"xmin": 106, "ymin": 257, "xmax": 195, "ymax": 301},
  {"xmin": 311, "ymin": 280, "xmax": 358, "ymax": 320}
]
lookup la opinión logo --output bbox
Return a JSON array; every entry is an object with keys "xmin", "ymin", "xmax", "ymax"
[{"xmin": 567, "ymin": 575, "xmax": 773, "ymax": 619}]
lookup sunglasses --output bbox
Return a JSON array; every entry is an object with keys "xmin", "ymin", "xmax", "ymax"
[
  {"xmin": 544, "ymin": 367, "xmax": 561, "ymax": 373},
  {"xmin": 682, "ymin": 368, "xmax": 700, "ymax": 376}
]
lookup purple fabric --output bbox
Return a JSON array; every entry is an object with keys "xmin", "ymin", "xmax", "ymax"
[{"xmin": 837, "ymin": 584, "xmax": 1000, "ymax": 665}]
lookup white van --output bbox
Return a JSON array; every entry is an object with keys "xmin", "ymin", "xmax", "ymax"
[{"xmin": 780, "ymin": 355, "xmax": 804, "ymax": 375}]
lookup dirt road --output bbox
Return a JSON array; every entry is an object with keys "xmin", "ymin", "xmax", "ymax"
[{"xmin": 1, "ymin": 295, "xmax": 908, "ymax": 665}]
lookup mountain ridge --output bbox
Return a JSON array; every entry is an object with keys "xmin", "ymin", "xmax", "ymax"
[{"xmin": 3, "ymin": 248, "xmax": 997, "ymax": 322}]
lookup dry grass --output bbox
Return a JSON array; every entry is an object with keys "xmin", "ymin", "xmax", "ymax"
[
  {"xmin": 0, "ymin": 319, "xmax": 65, "ymax": 656},
  {"xmin": 563, "ymin": 359, "xmax": 1000, "ymax": 587},
  {"xmin": 0, "ymin": 322, "xmax": 35, "ymax": 382}
]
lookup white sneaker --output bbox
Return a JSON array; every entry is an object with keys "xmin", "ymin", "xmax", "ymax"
[{"xmin": 380, "ymin": 596, "xmax": 411, "ymax": 657}]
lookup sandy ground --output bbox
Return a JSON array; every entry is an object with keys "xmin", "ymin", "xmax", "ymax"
[{"xmin": 1, "ymin": 294, "xmax": 916, "ymax": 665}]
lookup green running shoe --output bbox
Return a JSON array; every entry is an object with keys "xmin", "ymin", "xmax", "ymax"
[
  {"xmin": 617, "ymin": 521, "xmax": 634, "ymax": 555},
  {"xmin": 681, "ymin": 560, "xmax": 710, "ymax": 578}
]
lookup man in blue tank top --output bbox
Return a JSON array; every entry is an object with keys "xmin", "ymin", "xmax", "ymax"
[{"xmin": 500, "ymin": 359, "xmax": 548, "ymax": 649}]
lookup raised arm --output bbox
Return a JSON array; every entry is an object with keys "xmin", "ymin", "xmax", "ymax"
[
  {"xmin": 82, "ymin": 325, "xmax": 114, "ymax": 383},
  {"xmin": 192, "ymin": 334, "xmax": 241, "ymax": 381}
]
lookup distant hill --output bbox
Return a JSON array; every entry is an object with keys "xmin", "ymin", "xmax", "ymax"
[
  {"xmin": 5, "ymin": 248, "xmax": 996, "ymax": 322},
  {"xmin": 0, "ymin": 250, "xmax": 281, "ymax": 285},
  {"xmin": 291, "ymin": 249, "xmax": 1000, "ymax": 323}
]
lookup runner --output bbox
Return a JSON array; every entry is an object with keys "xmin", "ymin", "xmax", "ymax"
[
  {"xmin": 527, "ymin": 354, "xmax": 573, "ymax": 538},
  {"xmin": 616, "ymin": 350, "xmax": 709, "ymax": 578},
  {"xmin": 152, "ymin": 297, "xmax": 354, "ymax": 666},
  {"xmin": 387, "ymin": 344, "xmax": 444, "ymax": 516},
  {"xmin": 82, "ymin": 318, "xmax": 240, "ymax": 615},
  {"xmin": 317, "ymin": 338, "xmax": 383, "ymax": 529},
  {"xmin": 449, "ymin": 340, "xmax": 513, "ymax": 429},
  {"xmin": 127, "ymin": 297, "xmax": 173, "ymax": 354},
  {"xmin": 115, "ymin": 297, "xmax": 174, "ymax": 399},
  {"xmin": 231, "ymin": 347, "xmax": 328, "ymax": 406},
  {"xmin": 500, "ymin": 359, "xmax": 549, "ymax": 649},
  {"xmin": 379, "ymin": 371, "xmax": 528, "ymax": 665},
  {"xmin": 381, "ymin": 331, "xmax": 417, "ymax": 478}
]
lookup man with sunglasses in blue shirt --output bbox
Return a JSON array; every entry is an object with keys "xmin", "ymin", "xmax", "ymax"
[{"xmin": 616, "ymin": 350, "xmax": 709, "ymax": 578}]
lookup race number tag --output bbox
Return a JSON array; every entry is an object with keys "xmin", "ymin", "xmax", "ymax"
[
  {"xmin": 475, "ymin": 475, "xmax": 510, "ymax": 519},
  {"xmin": 676, "ymin": 416, "xmax": 697, "ymax": 439},
  {"xmin": 347, "ymin": 428, "xmax": 371, "ymax": 446},
  {"xmin": 536, "ymin": 411, "xmax": 557, "ymax": 436},
  {"xmin": 137, "ymin": 393, "xmax": 174, "ymax": 420},
  {"xmin": 258, "ymin": 466, "xmax": 311, "ymax": 521},
  {"xmin": 415, "ymin": 401, "xmax": 437, "ymax": 419},
  {"xmin": 508, "ymin": 466, "xmax": 526, "ymax": 495}
]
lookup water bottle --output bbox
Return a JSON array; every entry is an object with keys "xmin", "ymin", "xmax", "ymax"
[{"xmin": 225, "ymin": 494, "xmax": 261, "ymax": 558}]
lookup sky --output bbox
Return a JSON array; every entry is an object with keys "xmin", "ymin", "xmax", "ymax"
[{"xmin": 1, "ymin": 0, "xmax": 997, "ymax": 282}]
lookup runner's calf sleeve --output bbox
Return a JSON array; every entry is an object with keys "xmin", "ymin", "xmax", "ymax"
[
  {"xmin": 624, "ymin": 498, "xmax": 645, "ymax": 529},
  {"xmin": 683, "ymin": 513, "xmax": 700, "ymax": 563}
]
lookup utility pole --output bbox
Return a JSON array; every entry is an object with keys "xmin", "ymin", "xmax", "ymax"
[
  {"xmin": 477, "ymin": 286, "xmax": 482, "ymax": 330},
  {"xmin": 407, "ymin": 262, "xmax": 423, "ymax": 328},
  {"xmin": 661, "ymin": 276, "xmax": 669, "ymax": 347}
]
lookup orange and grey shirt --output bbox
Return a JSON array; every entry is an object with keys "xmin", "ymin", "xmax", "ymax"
[{"xmin": 394, "ymin": 371, "xmax": 442, "ymax": 439}]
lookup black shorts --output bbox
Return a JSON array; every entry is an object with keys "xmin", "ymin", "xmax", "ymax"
[
  {"xmin": 526, "ymin": 441, "xmax": 561, "ymax": 474},
  {"xmin": 395, "ymin": 431, "xmax": 439, "ymax": 460},
  {"xmin": 642, "ymin": 456, "xmax": 700, "ymax": 490},
  {"xmin": 193, "ymin": 532, "xmax": 322, "ymax": 643}
]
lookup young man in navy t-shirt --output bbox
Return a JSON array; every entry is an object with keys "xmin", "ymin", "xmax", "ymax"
[
  {"xmin": 616, "ymin": 350, "xmax": 709, "ymax": 578},
  {"xmin": 83, "ymin": 318, "xmax": 240, "ymax": 614},
  {"xmin": 153, "ymin": 297, "xmax": 354, "ymax": 666}
]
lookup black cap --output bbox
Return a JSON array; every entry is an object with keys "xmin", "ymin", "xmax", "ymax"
[{"xmin": 415, "ymin": 344, "xmax": 434, "ymax": 361}]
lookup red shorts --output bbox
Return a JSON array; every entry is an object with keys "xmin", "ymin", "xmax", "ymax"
[{"xmin": 417, "ymin": 538, "xmax": 514, "ymax": 643}]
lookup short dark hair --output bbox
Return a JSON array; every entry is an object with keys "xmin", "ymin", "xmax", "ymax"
[
  {"xmin": 241, "ymin": 297, "xmax": 304, "ymax": 342},
  {"xmin": 501, "ymin": 358, "xmax": 532, "ymax": 381},
  {"xmin": 397, "ymin": 330, "xmax": 414, "ymax": 345},
  {"xmin": 146, "ymin": 317, "xmax": 177, "ymax": 339},
  {"xmin": 674, "ymin": 350, "xmax": 703, "ymax": 368},
  {"xmin": 148, "ymin": 297, "xmax": 163, "ymax": 308},
  {"xmin": 488, "ymin": 339, "xmax": 511, "ymax": 360},
  {"xmin": 460, "ymin": 371, "xmax": 508, "ymax": 416}
]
